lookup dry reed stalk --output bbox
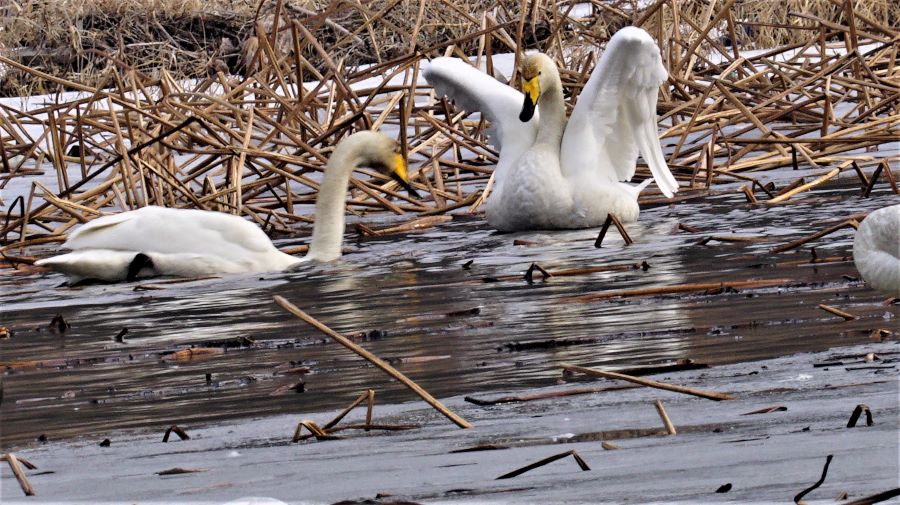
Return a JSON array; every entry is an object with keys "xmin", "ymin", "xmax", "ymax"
[
  {"xmin": 156, "ymin": 467, "xmax": 207, "ymax": 476},
  {"xmin": 846, "ymin": 404, "xmax": 874, "ymax": 427},
  {"xmin": 770, "ymin": 216, "xmax": 863, "ymax": 253},
  {"xmin": 766, "ymin": 168, "xmax": 841, "ymax": 204},
  {"xmin": 654, "ymin": 399, "xmax": 677, "ymax": 435},
  {"xmin": 496, "ymin": 449, "xmax": 591, "ymax": 480},
  {"xmin": 522, "ymin": 262, "xmax": 553, "ymax": 284},
  {"xmin": 291, "ymin": 420, "xmax": 334, "ymax": 442},
  {"xmin": 794, "ymin": 454, "xmax": 834, "ymax": 504},
  {"xmin": 560, "ymin": 364, "xmax": 735, "ymax": 401},
  {"xmin": 548, "ymin": 263, "xmax": 646, "ymax": 277},
  {"xmin": 879, "ymin": 160, "xmax": 899, "ymax": 194},
  {"xmin": 291, "ymin": 389, "xmax": 417, "ymax": 441},
  {"xmin": 594, "ymin": 214, "xmax": 632, "ymax": 248},
  {"xmin": 318, "ymin": 423, "xmax": 418, "ymax": 434},
  {"xmin": 464, "ymin": 385, "xmax": 639, "ymax": 406},
  {"xmin": 817, "ymin": 304, "xmax": 858, "ymax": 321},
  {"xmin": 358, "ymin": 215, "xmax": 452, "ymax": 237},
  {"xmin": 273, "ymin": 295, "xmax": 472, "ymax": 429},
  {"xmin": 570, "ymin": 278, "xmax": 793, "ymax": 303},
  {"xmin": 842, "ymin": 488, "xmax": 900, "ymax": 505},
  {"xmin": 741, "ymin": 405, "xmax": 788, "ymax": 415},
  {"xmin": 322, "ymin": 389, "xmax": 375, "ymax": 430},
  {"xmin": 161, "ymin": 424, "xmax": 190, "ymax": 442},
  {"xmin": 0, "ymin": 453, "xmax": 36, "ymax": 496}
]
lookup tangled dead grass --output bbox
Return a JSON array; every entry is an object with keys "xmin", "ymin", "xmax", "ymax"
[
  {"xmin": 643, "ymin": 0, "xmax": 899, "ymax": 48},
  {"xmin": 0, "ymin": 0, "xmax": 897, "ymax": 260},
  {"xmin": 4, "ymin": 0, "xmax": 897, "ymax": 95}
]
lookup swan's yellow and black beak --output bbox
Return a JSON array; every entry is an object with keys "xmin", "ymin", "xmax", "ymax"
[
  {"xmin": 519, "ymin": 76, "xmax": 540, "ymax": 122},
  {"xmin": 389, "ymin": 153, "xmax": 420, "ymax": 198}
]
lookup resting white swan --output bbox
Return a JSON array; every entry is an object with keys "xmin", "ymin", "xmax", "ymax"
[
  {"xmin": 36, "ymin": 131, "xmax": 416, "ymax": 284},
  {"xmin": 423, "ymin": 26, "xmax": 678, "ymax": 231},
  {"xmin": 853, "ymin": 203, "xmax": 900, "ymax": 297}
]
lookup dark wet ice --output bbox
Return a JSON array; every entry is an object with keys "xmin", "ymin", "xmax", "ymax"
[{"xmin": 1, "ymin": 181, "xmax": 897, "ymax": 448}]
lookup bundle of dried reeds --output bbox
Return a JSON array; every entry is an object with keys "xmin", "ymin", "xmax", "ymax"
[{"xmin": 0, "ymin": 0, "xmax": 897, "ymax": 262}]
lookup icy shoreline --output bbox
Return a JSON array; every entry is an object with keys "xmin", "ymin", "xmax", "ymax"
[{"xmin": 2, "ymin": 342, "xmax": 897, "ymax": 504}]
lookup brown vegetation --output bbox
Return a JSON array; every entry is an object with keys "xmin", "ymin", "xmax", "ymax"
[
  {"xmin": 0, "ymin": 0, "xmax": 897, "ymax": 258},
  {"xmin": 3, "ymin": 0, "xmax": 896, "ymax": 95}
]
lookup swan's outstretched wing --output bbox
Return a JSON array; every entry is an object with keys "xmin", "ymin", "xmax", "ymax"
[
  {"xmin": 64, "ymin": 206, "xmax": 278, "ymax": 259},
  {"xmin": 560, "ymin": 27, "xmax": 678, "ymax": 197},
  {"xmin": 422, "ymin": 57, "xmax": 537, "ymax": 157}
]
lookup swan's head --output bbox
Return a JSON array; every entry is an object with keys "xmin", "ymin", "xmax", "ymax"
[
  {"xmin": 338, "ymin": 131, "xmax": 419, "ymax": 198},
  {"xmin": 518, "ymin": 53, "xmax": 558, "ymax": 122}
]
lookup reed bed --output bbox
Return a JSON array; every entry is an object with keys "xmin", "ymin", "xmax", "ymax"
[{"xmin": 0, "ymin": 0, "xmax": 898, "ymax": 258}]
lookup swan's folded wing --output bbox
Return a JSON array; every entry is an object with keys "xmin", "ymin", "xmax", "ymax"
[
  {"xmin": 560, "ymin": 27, "xmax": 678, "ymax": 197},
  {"xmin": 64, "ymin": 206, "xmax": 276, "ymax": 257},
  {"xmin": 422, "ymin": 57, "xmax": 537, "ymax": 154},
  {"xmin": 63, "ymin": 210, "xmax": 141, "ymax": 249}
]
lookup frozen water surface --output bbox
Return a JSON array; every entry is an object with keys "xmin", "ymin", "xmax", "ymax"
[{"xmin": 2, "ymin": 172, "xmax": 898, "ymax": 447}]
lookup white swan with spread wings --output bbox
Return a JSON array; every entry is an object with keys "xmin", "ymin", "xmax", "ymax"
[{"xmin": 423, "ymin": 26, "xmax": 677, "ymax": 231}]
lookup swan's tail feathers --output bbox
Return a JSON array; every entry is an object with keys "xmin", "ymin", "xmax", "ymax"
[
  {"xmin": 632, "ymin": 107, "xmax": 678, "ymax": 198},
  {"xmin": 621, "ymin": 178, "xmax": 654, "ymax": 199},
  {"xmin": 35, "ymin": 250, "xmax": 140, "ymax": 284},
  {"xmin": 35, "ymin": 254, "xmax": 86, "ymax": 284},
  {"xmin": 636, "ymin": 178, "xmax": 655, "ymax": 193},
  {"xmin": 34, "ymin": 256, "xmax": 59, "ymax": 268}
]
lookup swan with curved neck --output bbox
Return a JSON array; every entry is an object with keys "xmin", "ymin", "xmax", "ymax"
[
  {"xmin": 307, "ymin": 131, "xmax": 413, "ymax": 261},
  {"xmin": 423, "ymin": 27, "xmax": 678, "ymax": 231},
  {"xmin": 487, "ymin": 53, "xmax": 572, "ymax": 231},
  {"xmin": 35, "ymin": 131, "xmax": 416, "ymax": 284}
]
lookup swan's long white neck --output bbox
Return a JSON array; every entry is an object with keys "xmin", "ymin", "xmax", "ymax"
[
  {"xmin": 306, "ymin": 137, "xmax": 369, "ymax": 262},
  {"xmin": 535, "ymin": 71, "xmax": 567, "ymax": 152}
]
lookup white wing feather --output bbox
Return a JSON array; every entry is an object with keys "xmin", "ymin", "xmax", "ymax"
[
  {"xmin": 64, "ymin": 206, "xmax": 279, "ymax": 259},
  {"xmin": 561, "ymin": 27, "xmax": 678, "ymax": 197},
  {"xmin": 422, "ymin": 57, "xmax": 537, "ymax": 157}
]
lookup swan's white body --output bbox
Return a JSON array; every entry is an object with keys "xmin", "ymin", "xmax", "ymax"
[
  {"xmin": 35, "ymin": 207, "xmax": 301, "ymax": 283},
  {"xmin": 423, "ymin": 27, "xmax": 677, "ymax": 231},
  {"xmin": 853, "ymin": 203, "xmax": 900, "ymax": 297},
  {"xmin": 36, "ymin": 131, "xmax": 407, "ymax": 284}
]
